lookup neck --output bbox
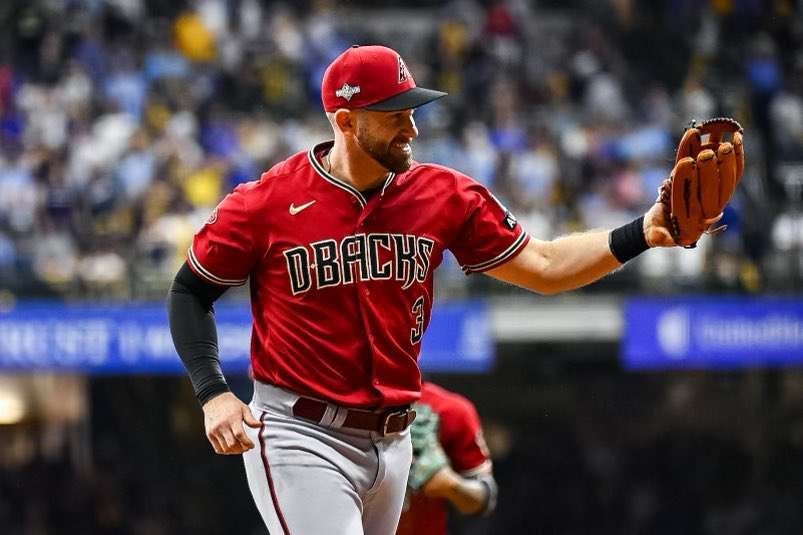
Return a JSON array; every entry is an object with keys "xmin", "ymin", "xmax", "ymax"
[{"xmin": 326, "ymin": 140, "xmax": 390, "ymax": 191}]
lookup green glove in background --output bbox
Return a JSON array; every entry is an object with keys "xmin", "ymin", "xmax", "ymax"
[{"xmin": 408, "ymin": 403, "xmax": 449, "ymax": 490}]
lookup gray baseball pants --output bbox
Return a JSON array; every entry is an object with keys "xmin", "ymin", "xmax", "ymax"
[{"xmin": 242, "ymin": 381, "xmax": 412, "ymax": 534}]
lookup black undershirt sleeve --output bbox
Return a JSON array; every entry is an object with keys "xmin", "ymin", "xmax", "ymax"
[{"xmin": 167, "ymin": 262, "xmax": 232, "ymax": 406}]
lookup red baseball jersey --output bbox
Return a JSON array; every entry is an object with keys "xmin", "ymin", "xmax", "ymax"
[
  {"xmin": 397, "ymin": 382, "xmax": 492, "ymax": 535},
  {"xmin": 188, "ymin": 141, "xmax": 528, "ymax": 408}
]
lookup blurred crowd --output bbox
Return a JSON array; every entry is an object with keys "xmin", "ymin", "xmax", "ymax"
[{"xmin": 0, "ymin": 0, "xmax": 802, "ymax": 299}]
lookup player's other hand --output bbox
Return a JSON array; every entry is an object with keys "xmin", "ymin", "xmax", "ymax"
[
  {"xmin": 643, "ymin": 179, "xmax": 697, "ymax": 248},
  {"xmin": 420, "ymin": 466, "xmax": 457, "ymax": 498},
  {"xmin": 644, "ymin": 177, "xmax": 725, "ymax": 249},
  {"xmin": 202, "ymin": 392, "xmax": 262, "ymax": 455},
  {"xmin": 643, "ymin": 193, "xmax": 675, "ymax": 248}
]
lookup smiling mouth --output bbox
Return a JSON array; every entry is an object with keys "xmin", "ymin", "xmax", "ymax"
[{"xmin": 392, "ymin": 141, "xmax": 411, "ymax": 154}]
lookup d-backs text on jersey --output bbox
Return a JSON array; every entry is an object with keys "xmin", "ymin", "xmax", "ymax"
[{"xmin": 283, "ymin": 233, "xmax": 435, "ymax": 295}]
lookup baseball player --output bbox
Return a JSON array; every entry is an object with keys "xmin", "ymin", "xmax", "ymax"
[
  {"xmin": 397, "ymin": 381, "xmax": 496, "ymax": 535},
  {"xmin": 167, "ymin": 45, "xmax": 741, "ymax": 534}
]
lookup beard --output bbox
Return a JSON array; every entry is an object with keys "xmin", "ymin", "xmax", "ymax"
[{"xmin": 355, "ymin": 125, "xmax": 413, "ymax": 174}]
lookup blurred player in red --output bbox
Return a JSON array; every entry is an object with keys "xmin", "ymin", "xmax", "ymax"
[{"xmin": 396, "ymin": 381, "xmax": 496, "ymax": 535}]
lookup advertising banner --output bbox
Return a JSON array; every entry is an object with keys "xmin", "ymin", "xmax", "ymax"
[
  {"xmin": 0, "ymin": 301, "xmax": 493, "ymax": 373},
  {"xmin": 623, "ymin": 297, "xmax": 803, "ymax": 370}
]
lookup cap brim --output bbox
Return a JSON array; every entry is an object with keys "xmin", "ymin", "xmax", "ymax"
[{"xmin": 364, "ymin": 87, "xmax": 447, "ymax": 111}]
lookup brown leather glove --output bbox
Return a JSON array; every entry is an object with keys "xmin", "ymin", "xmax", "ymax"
[{"xmin": 663, "ymin": 117, "xmax": 745, "ymax": 248}]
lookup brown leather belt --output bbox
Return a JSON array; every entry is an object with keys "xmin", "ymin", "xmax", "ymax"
[{"xmin": 292, "ymin": 397, "xmax": 416, "ymax": 436}]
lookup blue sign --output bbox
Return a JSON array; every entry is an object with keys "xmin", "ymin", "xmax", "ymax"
[
  {"xmin": 417, "ymin": 301, "xmax": 493, "ymax": 372},
  {"xmin": 623, "ymin": 297, "xmax": 803, "ymax": 370},
  {"xmin": 0, "ymin": 301, "xmax": 492, "ymax": 373}
]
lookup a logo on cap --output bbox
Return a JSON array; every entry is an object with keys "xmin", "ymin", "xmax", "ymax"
[
  {"xmin": 335, "ymin": 83, "xmax": 361, "ymax": 101},
  {"xmin": 398, "ymin": 56, "xmax": 409, "ymax": 83}
]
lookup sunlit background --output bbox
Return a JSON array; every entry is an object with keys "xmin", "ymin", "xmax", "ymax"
[{"xmin": 1, "ymin": 0, "xmax": 802, "ymax": 533}]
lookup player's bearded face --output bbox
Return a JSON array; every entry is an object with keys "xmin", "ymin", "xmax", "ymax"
[{"xmin": 354, "ymin": 111, "xmax": 416, "ymax": 173}]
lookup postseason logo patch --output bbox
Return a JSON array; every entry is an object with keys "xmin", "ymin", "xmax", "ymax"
[{"xmin": 335, "ymin": 83, "xmax": 361, "ymax": 101}]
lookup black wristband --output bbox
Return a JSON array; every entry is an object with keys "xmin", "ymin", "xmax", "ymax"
[{"xmin": 609, "ymin": 216, "xmax": 649, "ymax": 264}]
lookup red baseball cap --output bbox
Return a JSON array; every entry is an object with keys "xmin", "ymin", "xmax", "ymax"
[{"xmin": 321, "ymin": 45, "xmax": 447, "ymax": 112}]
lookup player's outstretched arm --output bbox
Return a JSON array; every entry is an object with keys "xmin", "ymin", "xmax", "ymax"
[
  {"xmin": 486, "ymin": 201, "xmax": 671, "ymax": 295},
  {"xmin": 487, "ymin": 230, "xmax": 620, "ymax": 295},
  {"xmin": 485, "ymin": 117, "xmax": 747, "ymax": 293}
]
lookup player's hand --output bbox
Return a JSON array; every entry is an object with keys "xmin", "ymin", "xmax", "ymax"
[
  {"xmin": 642, "ymin": 188, "xmax": 677, "ymax": 248},
  {"xmin": 420, "ymin": 466, "xmax": 458, "ymax": 498},
  {"xmin": 643, "ymin": 179, "xmax": 724, "ymax": 248},
  {"xmin": 202, "ymin": 392, "xmax": 262, "ymax": 455}
]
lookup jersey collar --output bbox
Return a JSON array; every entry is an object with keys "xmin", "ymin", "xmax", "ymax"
[{"xmin": 308, "ymin": 141, "xmax": 396, "ymax": 208}]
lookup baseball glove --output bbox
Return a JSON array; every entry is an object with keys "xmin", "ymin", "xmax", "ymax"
[
  {"xmin": 407, "ymin": 403, "xmax": 449, "ymax": 491},
  {"xmin": 662, "ymin": 117, "xmax": 745, "ymax": 248}
]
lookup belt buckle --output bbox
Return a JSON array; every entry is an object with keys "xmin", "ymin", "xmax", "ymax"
[{"xmin": 381, "ymin": 408, "xmax": 410, "ymax": 436}]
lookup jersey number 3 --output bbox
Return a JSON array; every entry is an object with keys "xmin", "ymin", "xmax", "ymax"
[{"xmin": 410, "ymin": 296, "xmax": 425, "ymax": 344}]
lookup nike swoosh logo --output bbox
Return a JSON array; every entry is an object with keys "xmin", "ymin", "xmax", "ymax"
[{"xmin": 289, "ymin": 200, "xmax": 316, "ymax": 215}]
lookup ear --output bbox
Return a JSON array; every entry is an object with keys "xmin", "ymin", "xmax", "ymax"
[{"xmin": 334, "ymin": 109, "xmax": 356, "ymax": 135}]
